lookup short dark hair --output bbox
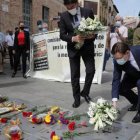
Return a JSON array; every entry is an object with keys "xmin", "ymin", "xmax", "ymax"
[
  {"xmin": 15, "ymin": 27, "xmax": 18, "ymax": 31},
  {"xmin": 63, "ymin": 0, "xmax": 78, "ymax": 5},
  {"xmin": 111, "ymin": 42, "xmax": 130, "ymax": 55}
]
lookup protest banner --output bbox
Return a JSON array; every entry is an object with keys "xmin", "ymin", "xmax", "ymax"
[{"xmin": 29, "ymin": 30, "xmax": 107, "ymax": 84}]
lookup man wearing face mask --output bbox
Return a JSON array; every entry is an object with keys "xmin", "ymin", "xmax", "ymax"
[
  {"xmin": 5, "ymin": 30, "xmax": 15, "ymax": 69},
  {"xmin": 60, "ymin": 0, "xmax": 96, "ymax": 108},
  {"xmin": 108, "ymin": 15, "xmax": 128, "ymax": 51},
  {"xmin": 111, "ymin": 42, "xmax": 140, "ymax": 123},
  {"xmin": 12, "ymin": 21, "xmax": 30, "ymax": 78},
  {"xmin": 37, "ymin": 20, "xmax": 48, "ymax": 33}
]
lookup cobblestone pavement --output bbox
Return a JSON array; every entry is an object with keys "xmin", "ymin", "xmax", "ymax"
[{"xmin": 0, "ymin": 59, "xmax": 140, "ymax": 140}]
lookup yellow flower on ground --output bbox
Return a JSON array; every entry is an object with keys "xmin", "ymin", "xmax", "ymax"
[
  {"xmin": 45, "ymin": 115, "xmax": 51, "ymax": 123},
  {"xmin": 52, "ymin": 135, "xmax": 60, "ymax": 140}
]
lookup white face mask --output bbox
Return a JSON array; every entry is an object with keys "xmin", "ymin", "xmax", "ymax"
[
  {"xmin": 42, "ymin": 28, "xmax": 48, "ymax": 32},
  {"xmin": 68, "ymin": 8, "xmax": 77, "ymax": 15},
  {"xmin": 116, "ymin": 58, "xmax": 127, "ymax": 65},
  {"xmin": 115, "ymin": 21, "xmax": 122, "ymax": 27},
  {"xmin": 38, "ymin": 25, "xmax": 42, "ymax": 29}
]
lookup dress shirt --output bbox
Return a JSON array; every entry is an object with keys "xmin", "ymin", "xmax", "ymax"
[{"xmin": 5, "ymin": 34, "xmax": 14, "ymax": 46}]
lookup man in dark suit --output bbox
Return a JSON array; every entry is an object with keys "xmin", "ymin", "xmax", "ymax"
[
  {"xmin": 60, "ymin": 0, "xmax": 96, "ymax": 108},
  {"xmin": 111, "ymin": 42, "xmax": 140, "ymax": 123}
]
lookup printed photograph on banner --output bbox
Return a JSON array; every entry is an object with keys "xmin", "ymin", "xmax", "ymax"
[{"xmin": 33, "ymin": 39, "xmax": 49, "ymax": 71}]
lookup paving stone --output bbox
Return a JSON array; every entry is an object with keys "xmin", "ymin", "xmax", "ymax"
[{"xmin": 1, "ymin": 60, "xmax": 140, "ymax": 139}]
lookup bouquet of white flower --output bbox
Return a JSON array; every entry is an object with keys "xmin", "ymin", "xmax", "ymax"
[
  {"xmin": 87, "ymin": 97, "xmax": 118, "ymax": 131},
  {"xmin": 74, "ymin": 17, "xmax": 105, "ymax": 49}
]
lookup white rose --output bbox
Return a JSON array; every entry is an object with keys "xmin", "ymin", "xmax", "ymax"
[{"xmin": 89, "ymin": 117, "xmax": 95, "ymax": 124}]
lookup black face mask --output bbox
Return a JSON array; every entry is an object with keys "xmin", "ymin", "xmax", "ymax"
[
  {"xmin": 9, "ymin": 32, "xmax": 13, "ymax": 35},
  {"xmin": 20, "ymin": 27, "xmax": 24, "ymax": 30}
]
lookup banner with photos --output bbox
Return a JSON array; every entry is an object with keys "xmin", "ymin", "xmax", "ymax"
[
  {"xmin": 30, "ymin": 30, "xmax": 107, "ymax": 84},
  {"xmin": 33, "ymin": 39, "xmax": 48, "ymax": 71}
]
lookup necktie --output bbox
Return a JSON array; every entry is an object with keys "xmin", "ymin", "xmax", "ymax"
[{"xmin": 74, "ymin": 14, "xmax": 78, "ymax": 22}]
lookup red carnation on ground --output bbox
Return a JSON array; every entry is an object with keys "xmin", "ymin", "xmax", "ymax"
[
  {"xmin": 50, "ymin": 131, "xmax": 56, "ymax": 139},
  {"xmin": 22, "ymin": 111, "xmax": 32, "ymax": 117},
  {"xmin": 68, "ymin": 122, "xmax": 76, "ymax": 131},
  {"xmin": 0, "ymin": 118, "xmax": 8, "ymax": 123}
]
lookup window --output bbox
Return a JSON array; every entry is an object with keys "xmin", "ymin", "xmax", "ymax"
[
  {"xmin": 42, "ymin": 6, "xmax": 49, "ymax": 23},
  {"xmin": 84, "ymin": 1, "xmax": 98, "ymax": 15},
  {"xmin": 23, "ymin": 0, "xmax": 32, "ymax": 30}
]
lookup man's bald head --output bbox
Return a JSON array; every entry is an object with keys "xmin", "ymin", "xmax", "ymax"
[{"xmin": 115, "ymin": 15, "xmax": 123, "ymax": 22}]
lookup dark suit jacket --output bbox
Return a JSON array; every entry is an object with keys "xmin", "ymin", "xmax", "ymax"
[
  {"xmin": 14, "ymin": 30, "xmax": 30, "ymax": 51},
  {"xmin": 112, "ymin": 45, "xmax": 140, "ymax": 99},
  {"xmin": 60, "ymin": 7, "xmax": 95, "ymax": 58}
]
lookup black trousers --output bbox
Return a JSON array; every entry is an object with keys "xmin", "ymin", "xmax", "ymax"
[
  {"xmin": 14, "ymin": 47, "xmax": 27, "ymax": 74},
  {"xmin": 8, "ymin": 47, "xmax": 15, "ymax": 68},
  {"xmin": 120, "ymin": 74, "xmax": 140, "ymax": 110},
  {"xmin": 69, "ymin": 53, "xmax": 95, "ymax": 103}
]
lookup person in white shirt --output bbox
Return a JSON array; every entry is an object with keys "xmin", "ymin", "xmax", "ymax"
[
  {"xmin": 104, "ymin": 15, "xmax": 128, "ymax": 72},
  {"xmin": 5, "ymin": 30, "xmax": 15, "ymax": 69},
  {"xmin": 108, "ymin": 15, "xmax": 128, "ymax": 51}
]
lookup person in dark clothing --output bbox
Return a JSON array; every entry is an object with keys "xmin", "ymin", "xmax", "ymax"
[
  {"xmin": 111, "ymin": 42, "xmax": 140, "ymax": 123},
  {"xmin": 12, "ymin": 21, "xmax": 30, "ymax": 78},
  {"xmin": 60, "ymin": 0, "xmax": 96, "ymax": 108}
]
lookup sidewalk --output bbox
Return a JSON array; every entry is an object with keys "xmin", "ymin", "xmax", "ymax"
[{"xmin": 0, "ymin": 59, "xmax": 140, "ymax": 140}]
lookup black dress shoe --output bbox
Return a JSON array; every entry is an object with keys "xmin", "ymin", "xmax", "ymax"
[
  {"xmin": 128, "ymin": 104, "xmax": 137, "ymax": 111},
  {"xmin": 11, "ymin": 72, "xmax": 16, "ymax": 78},
  {"xmin": 72, "ymin": 102, "xmax": 80, "ymax": 108},
  {"xmin": 132, "ymin": 112, "xmax": 140, "ymax": 123},
  {"xmin": 23, "ymin": 74, "xmax": 27, "ymax": 79},
  {"xmin": 84, "ymin": 95, "xmax": 92, "ymax": 104}
]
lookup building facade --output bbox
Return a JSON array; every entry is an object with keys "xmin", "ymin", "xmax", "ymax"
[
  {"xmin": 0, "ymin": 0, "xmax": 119, "ymax": 34},
  {"xmin": 124, "ymin": 17, "xmax": 139, "ymax": 29},
  {"xmin": 79, "ymin": 0, "xmax": 119, "ymax": 25},
  {"xmin": 0, "ymin": 0, "xmax": 65, "ymax": 34}
]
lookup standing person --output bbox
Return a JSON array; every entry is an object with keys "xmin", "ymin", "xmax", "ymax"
[
  {"xmin": 0, "ymin": 32, "xmax": 5, "ymax": 74},
  {"xmin": 5, "ymin": 30, "xmax": 15, "ymax": 69},
  {"xmin": 15, "ymin": 27, "xmax": 21, "ymax": 70},
  {"xmin": 133, "ymin": 18, "xmax": 140, "ymax": 46},
  {"xmin": 12, "ymin": 21, "xmax": 30, "ymax": 78},
  {"xmin": 60, "ymin": 0, "xmax": 96, "ymax": 108},
  {"xmin": 42, "ymin": 22, "xmax": 48, "ymax": 32},
  {"xmin": 107, "ymin": 15, "xmax": 128, "ymax": 51},
  {"xmin": 0, "ymin": 44, "xmax": 4, "ymax": 74},
  {"xmin": 111, "ymin": 42, "xmax": 140, "ymax": 123}
]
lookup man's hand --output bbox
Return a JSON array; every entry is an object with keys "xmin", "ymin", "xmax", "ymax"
[
  {"xmin": 112, "ymin": 101, "xmax": 117, "ymax": 108},
  {"xmin": 115, "ymin": 28, "xmax": 120, "ymax": 36},
  {"xmin": 72, "ymin": 35, "xmax": 85, "ymax": 43}
]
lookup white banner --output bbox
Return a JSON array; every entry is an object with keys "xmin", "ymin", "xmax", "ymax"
[{"xmin": 29, "ymin": 30, "xmax": 107, "ymax": 84}]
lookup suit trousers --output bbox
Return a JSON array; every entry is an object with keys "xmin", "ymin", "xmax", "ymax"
[
  {"xmin": 69, "ymin": 53, "xmax": 95, "ymax": 103},
  {"xmin": 0, "ymin": 52, "xmax": 3, "ymax": 73},
  {"xmin": 119, "ymin": 74, "xmax": 140, "ymax": 110},
  {"xmin": 8, "ymin": 47, "xmax": 15, "ymax": 68},
  {"xmin": 14, "ymin": 47, "xmax": 27, "ymax": 74}
]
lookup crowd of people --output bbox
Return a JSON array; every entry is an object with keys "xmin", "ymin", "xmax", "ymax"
[
  {"xmin": 0, "ymin": 19, "xmax": 49, "ymax": 78},
  {"xmin": 0, "ymin": 22, "xmax": 30, "ymax": 78},
  {"xmin": 0, "ymin": 0, "xmax": 140, "ymax": 123}
]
